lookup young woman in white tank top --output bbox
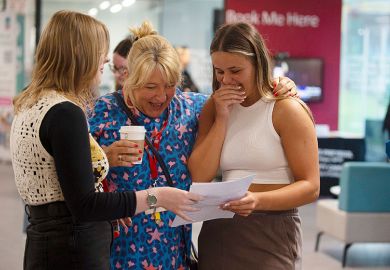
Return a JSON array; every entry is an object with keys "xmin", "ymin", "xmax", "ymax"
[{"xmin": 188, "ymin": 22, "xmax": 320, "ymax": 270}]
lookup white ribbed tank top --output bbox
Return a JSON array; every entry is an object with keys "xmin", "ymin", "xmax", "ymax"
[{"xmin": 220, "ymin": 98, "xmax": 293, "ymax": 184}]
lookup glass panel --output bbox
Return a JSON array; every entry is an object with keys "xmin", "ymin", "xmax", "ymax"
[{"xmin": 340, "ymin": 0, "xmax": 390, "ymax": 137}]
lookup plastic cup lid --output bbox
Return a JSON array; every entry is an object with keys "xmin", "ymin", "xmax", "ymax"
[{"xmin": 119, "ymin": 125, "xmax": 146, "ymax": 133}]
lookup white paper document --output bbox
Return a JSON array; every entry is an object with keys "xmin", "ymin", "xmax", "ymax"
[{"xmin": 171, "ymin": 174, "xmax": 255, "ymax": 227}]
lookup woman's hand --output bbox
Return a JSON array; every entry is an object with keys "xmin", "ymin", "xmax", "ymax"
[
  {"xmin": 272, "ymin": 76, "xmax": 299, "ymax": 98},
  {"xmin": 112, "ymin": 218, "xmax": 132, "ymax": 237},
  {"xmin": 212, "ymin": 84, "xmax": 246, "ymax": 122},
  {"xmin": 118, "ymin": 217, "xmax": 132, "ymax": 229},
  {"xmin": 102, "ymin": 140, "xmax": 143, "ymax": 167},
  {"xmin": 221, "ymin": 191, "xmax": 258, "ymax": 217},
  {"xmin": 155, "ymin": 187, "xmax": 203, "ymax": 221}
]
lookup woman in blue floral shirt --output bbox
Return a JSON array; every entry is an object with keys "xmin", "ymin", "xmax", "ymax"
[{"xmin": 89, "ymin": 21, "xmax": 207, "ymax": 270}]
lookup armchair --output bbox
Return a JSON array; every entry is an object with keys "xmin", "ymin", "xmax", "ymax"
[{"xmin": 315, "ymin": 162, "xmax": 390, "ymax": 267}]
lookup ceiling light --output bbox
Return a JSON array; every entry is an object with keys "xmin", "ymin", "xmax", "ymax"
[
  {"xmin": 122, "ymin": 0, "xmax": 135, "ymax": 7},
  {"xmin": 99, "ymin": 1, "xmax": 110, "ymax": 10},
  {"xmin": 110, "ymin": 4, "xmax": 122, "ymax": 13},
  {"xmin": 88, "ymin": 8, "xmax": 98, "ymax": 16}
]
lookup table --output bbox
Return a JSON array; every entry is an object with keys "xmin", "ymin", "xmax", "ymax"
[{"xmin": 318, "ymin": 136, "xmax": 366, "ymax": 196}]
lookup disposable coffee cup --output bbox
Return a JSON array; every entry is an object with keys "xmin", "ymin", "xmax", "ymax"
[{"xmin": 119, "ymin": 126, "xmax": 146, "ymax": 164}]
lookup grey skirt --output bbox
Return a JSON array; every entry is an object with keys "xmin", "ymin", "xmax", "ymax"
[{"xmin": 198, "ymin": 209, "xmax": 302, "ymax": 270}]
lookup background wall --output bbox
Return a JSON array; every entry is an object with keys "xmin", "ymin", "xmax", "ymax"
[
  {"xmin": 6, "ymin": 0, "xmax": 390, "ymax": 139},
  {"xmin": 161, "ymin": 0, "xmax": 223, "ymax": 93},
  {"xmin": 40, "ymin": 0, "xmax": 223, "ymax": 94}
]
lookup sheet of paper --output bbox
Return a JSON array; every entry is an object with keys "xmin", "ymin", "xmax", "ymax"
[{"xmin": 171, "ymin": 174, "xmax": 255, "ymax": 227}]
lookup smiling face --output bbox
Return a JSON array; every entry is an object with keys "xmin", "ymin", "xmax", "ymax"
[
  {"xmin": 132, "ymin": 66, "xmax": 176, "ymax": 118},
  {"xmin": 212, "ymin": 51, "xmax": 259, "ymax": 104}
]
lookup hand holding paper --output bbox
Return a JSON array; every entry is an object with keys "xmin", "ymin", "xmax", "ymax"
[
  {"xmin": 220, "ymin": 190, "xmax": 258, "ymax": 217},
  {"xmin": 171, "ymin": 174, "xmax": 255, "ymax": 227}
]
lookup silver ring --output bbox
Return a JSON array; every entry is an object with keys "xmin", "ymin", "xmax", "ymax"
[{"xmin": 118, "ymin": 155, "xmax": 122, "ymax": 161}]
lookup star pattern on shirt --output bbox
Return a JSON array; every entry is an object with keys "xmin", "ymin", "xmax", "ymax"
[
  {"xmin": 147, "ymin": 228, "xmax": 164, "ymax": 243},
  {"xmin": 142, "ymin": 260, "xmax": 157, "ymax": 270},
  {"xmin": 176, "ymin": 124, "xmax": 188, "ymax": 139}
]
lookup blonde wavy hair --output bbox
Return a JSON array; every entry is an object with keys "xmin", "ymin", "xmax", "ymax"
[
  {"xmin": 13, "ymin": 10, "xmax": 109, "ymax": 113},
  {"xmin": 210, "ymin": 22, "xmax": 314, "ymax": 122},
  {"xmin": 123, "ymin": 21, "xmax": 181, "ymax": 107}
]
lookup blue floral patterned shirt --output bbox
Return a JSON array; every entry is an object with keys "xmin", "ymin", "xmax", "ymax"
[{"xmin": 89, "ymin": 89, "xmax": 208, "ymax": 270}]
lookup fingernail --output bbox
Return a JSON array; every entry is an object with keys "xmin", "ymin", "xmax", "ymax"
[
  {"xmin": 274, "ymin": 92, "xmax": 278, "ymax": 97},
  {"xmin": 224, "ymin": 203, "xmax": 229, "ymax": 208},
  {"xmin": 138, "ymin": 157, "xmax": 141, "ymax": 161},
  {"xmin": 138, "ymin": 150, "xmax": 142, "ymax": 153},
  {"xmin": 273, "ymin": 81, "xmax": 276, "ymax": 88},
  {"xmin": 135, "ymin": 144, "xmax": 138, "ymax": 147}
]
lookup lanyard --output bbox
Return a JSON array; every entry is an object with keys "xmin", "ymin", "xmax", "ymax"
[{"xmin": 146, "ymin": 118, "xmax": 168, "ymax": 182}]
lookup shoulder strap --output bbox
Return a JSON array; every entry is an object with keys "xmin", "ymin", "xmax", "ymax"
[{"xmin": 112, "ymin": 92, "xmax": 174, "ymax": 187}]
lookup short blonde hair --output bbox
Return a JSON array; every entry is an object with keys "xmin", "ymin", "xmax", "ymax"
[
  {"xmin": 13, "ymin": 10, "xmax": 109, "ymax": 112},
  {"xmin": 123, "ymin": 21, "xmax": 181, "ymax": 107}
]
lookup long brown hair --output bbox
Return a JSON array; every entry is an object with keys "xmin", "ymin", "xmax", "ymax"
[
  {"xmin": 13, "ymin": 10, "xmax": 109, "ymax": 113},
  {"xmin": 210, "ymin": 22, "xmax": 314, "ymax": 122}
]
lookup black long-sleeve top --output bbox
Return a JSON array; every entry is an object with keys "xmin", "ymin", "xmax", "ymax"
[{"xmin": 39, "ymin": 101, "xmax": 136, "ymax": 221}]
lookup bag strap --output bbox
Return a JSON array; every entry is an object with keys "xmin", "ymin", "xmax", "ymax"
[{"xmin": 113, "ymin": 91, "xmax": 198, "ymax": 264}]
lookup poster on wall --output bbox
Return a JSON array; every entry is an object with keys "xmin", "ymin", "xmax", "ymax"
[{"xmin": 0, "ymin": 11, "xmax": 17, "ymax": 161}]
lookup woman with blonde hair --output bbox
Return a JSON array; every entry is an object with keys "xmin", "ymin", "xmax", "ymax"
[
  {"xmin": 89, "ymin": 20, "xmax": 208, "ymax": 269},
  {"xmin": 188, "ymin": 22, "xmax": 320, "ymax": 269},
  {"xmin": 11, "ymin": 11, "xmax": 200, "ymax": 270}
]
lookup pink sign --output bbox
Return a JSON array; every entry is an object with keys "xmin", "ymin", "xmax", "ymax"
[{"xmin": 225, "ymin": 0, "xmax": 342, "ymax": 130}]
